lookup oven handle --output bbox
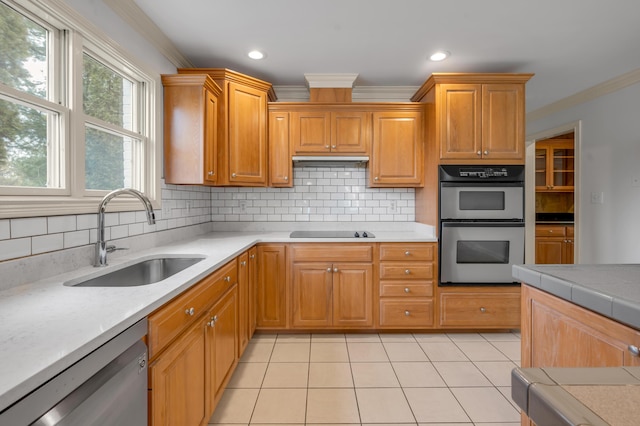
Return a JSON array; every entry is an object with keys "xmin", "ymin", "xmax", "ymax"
[
  {"xmin": 440, "ymin": 182, "xmax": 524, "ymax": 188},
  {"xmin": 441, "ymin": 221, "xmax": 525, "ymax": 228}
]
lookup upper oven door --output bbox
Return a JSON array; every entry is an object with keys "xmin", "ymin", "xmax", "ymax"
[{"xmin": 440, "ymin": 183, "xmax": 524, "ymax": 220}]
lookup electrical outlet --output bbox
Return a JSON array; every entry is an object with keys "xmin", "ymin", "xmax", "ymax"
[
  {"xmin": 389, "ymin": 200, "xmax": 398, "ymax": 213},
  {"xmin": 239, "ymin": 200, "xmax": 247, "ymax": 213},
  {"xmin": 590, "ymin": 191, "xmax": 604, "ymax": 204}
]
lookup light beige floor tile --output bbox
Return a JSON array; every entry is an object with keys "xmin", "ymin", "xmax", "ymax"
[
  {"xmin": 251, "ymin": 333, "xmax": 278, "ymax": 342},
  {"xmin": 450, "ymin": 387, "xmax": 521, "ymax": 423},
  {"xmin": 379, "ymin": 333, "xmax": 416, "ymax": 342},
  {"xmin": 311, "ymin": 333, "xmax": 346, "ymax": 342},
  {"xmin": 416, "ymin": 424, "xmax": 471, "ymax": 426},
  {"xmin": 418, "ymin": 342, "xmax": 468, "ymax": 361},
  {"xmin": 473, "ymin": 423, "xmax": 520, "ymax": 426},
  {"xmin": 404, "ymin": 387, "xmax": 471, "ymax": 423},
  {"xmin": 413, "ymin": 333, "xmax": 452, "ymax": 343},
  {"xmin": 474, "ymin": 361, "xmax": 518, "ymax": 387},
  {"xmin": 306, "ymin": 388, "xmax": 360, "ymax": 423},
  {"xmin": 310, "ymin": 341, "xmax": 350, "ymax": 362},
  {"xmin": 208, "ymin": 388, "xmax": 259, "ymax": 424},
  {"xmin": 226, "ymin": 362, "xmax": 267, "ymax": 388},
  {"xmin": 447, "ymin": 332, "xmax": 484, "ymax": 341},
  {"xmin": 270, "ymin": 342, "xmax": 310, "ymax": 362},
  {"xmin": 383, "ymin": 342, "xmax": 429, "ymax": 361},
  {"xmin": 239, "ymin": 342, "xmax": 273, "ymax": 363},
  {"xmin": 351, "ymin": 362, "xmax": 400, "ymax": 387},
  {"xmin": 345, "ymin": 333, "xmax": 381, "ymax": 342},
  {"xmin": 433, "ymin": 362, "xmax": 492, "ymax": 387},
  {"xmin": 356, "ymin": 388, "xmax": 415, "ymax": 423},
  {"xmin": 262, "ymin": 362, "xmax": 309, "ymax": 388},
  {"xmin": 251, "ymin": 388, "xmax": 307, "ymax": 423},
  {"xmin": 277, "ymin": 333, "xmax": 311, "ymax": 341},
  {"xmin": 455, "ymin": 341, "xmax": 509, "ymax": 361},
  {"xmin": 490, "ymin": 341, "xmax": 521, "ymax": 362},
  {"xmin": 392, "ymin": 361, "xmax": 447, "ymax": 387},
  {"xmin": 347, "ymin": 342, "xmax": 389, "ymax": 361},
  {"xmin": 498, "ymin": 385, "xmax": 521, "ymax": 411},
  {"xmin": 308, "ymin": 362, "xmax": 354, "ymax": 388},
  {"xmin": 480, "ymin": 332, "xmax": 521, "ymax": 342}
]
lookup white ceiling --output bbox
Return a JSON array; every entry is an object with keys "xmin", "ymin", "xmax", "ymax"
[{"xmin": 132, "ymin": 0, "xmax": 640, "ymax": 112}]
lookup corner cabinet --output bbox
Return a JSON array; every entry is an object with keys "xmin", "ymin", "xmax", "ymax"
[
  {"xmin": 411, "ymin": 73, "xmax": 533, "ymax": 165},
  {"xmin": 178, "ymin": 68, "xmax": 276, "ymax": 186},
  {"xmin": 256, "ymin": 244, "xmax": 288, "ymax": 329},
  {"xmin": 369, "ymin": 106, "xmax": 424, "ymax": 187},
  {"xmin": 162, "ymin": 74, "xmax": 222, "ymax": 185}
]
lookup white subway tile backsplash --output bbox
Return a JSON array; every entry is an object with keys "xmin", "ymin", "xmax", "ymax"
[
  {"xmin": 0, "ymin": 238, "xmax": 31, "ymax": 261},
  {"xmin": 32, "ymin": 234, "xmax": 64, "ymax": 255},
  {"xmin": 47, "ymin": 216, "xmax": 76, "ymax": 233},
  {"xmin": 63, "ymin": 230, "xmax": 89, "ymax": 249},
  {"xmin": 0, "ymin": 220, "xmax": 10, "ymax": 240},
  {"xmin": 11, "ymin": 217, "xmax": 47, "ymax": 238}
]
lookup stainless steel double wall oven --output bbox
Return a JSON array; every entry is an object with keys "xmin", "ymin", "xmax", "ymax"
[{"xmin": 439, "ymin": 165, "xmax": 525, "ymax": 286}]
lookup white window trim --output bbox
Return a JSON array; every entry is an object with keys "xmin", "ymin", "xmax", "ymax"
[{"xmin": 0, "ymin": 0, "xmax": 162, "ymax": 218}]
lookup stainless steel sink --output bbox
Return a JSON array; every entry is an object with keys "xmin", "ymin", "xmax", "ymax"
[{"xmin": 66, "ymin": 256, "xmax": 205, "ymax": 287}]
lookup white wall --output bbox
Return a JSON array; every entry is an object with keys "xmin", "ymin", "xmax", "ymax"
[{"xmin": 527, "ymin": 82, "xmax": 640, "ymax": 263}]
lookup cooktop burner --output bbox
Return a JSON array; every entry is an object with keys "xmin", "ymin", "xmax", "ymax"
[{"xmin": 289, "ymin": 230, "xmax": 375, "ymax": 238}]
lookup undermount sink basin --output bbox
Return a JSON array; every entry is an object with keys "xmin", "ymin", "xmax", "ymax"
[{"xmin": 66, "ymin": 256, "xmax": 205, "ymax": 287}]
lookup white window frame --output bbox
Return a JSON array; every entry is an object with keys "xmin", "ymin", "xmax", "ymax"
[{"xmin": 0, "ymin": 0, "xmax": 161, "ymax": 218}]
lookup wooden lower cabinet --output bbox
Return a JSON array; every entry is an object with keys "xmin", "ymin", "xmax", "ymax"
[
  {"xmin": 535, "ymin": 224, "xmax": 574, "ymax": 264},
  {"xmin": 256, "ymin": 244, "xmax": 287, "ymax": 329},
  {"xmin": 237, "ymin": 247, "xmax": 257, "ymax": 356},
  {"xmin": 438, "ymin": 286, "xmax": 521, "ymax": 329}
]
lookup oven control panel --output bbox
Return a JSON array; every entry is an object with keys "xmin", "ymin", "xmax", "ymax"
[
  {"xmin": 439, "ymin": 165, "xmax": 525, "ymax": 182},
  {"xmin": 458, "ymin": 167, "xmax": 508, "ymax": 178}
]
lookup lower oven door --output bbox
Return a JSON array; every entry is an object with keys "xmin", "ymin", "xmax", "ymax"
[{"xmin": 440, "ymin": 221, "xmax": 524, "ymax": 285}]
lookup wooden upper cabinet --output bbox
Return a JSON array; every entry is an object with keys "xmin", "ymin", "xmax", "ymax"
[
  {"xmin": 535, "ymin": 139, "xmax": 575, "ymax": 192},
  {"xmin": 268, "ymin": 110, "xmax": 292, "ymax": 187},
  {"xmin": 290, "ymin": 108, "xmax": 370, "ymax": 155},
  {"xmin": 162, "ymin": 74, "xmax": 222, "ymax": 186},
  {"xmin": 370, "ymin": 107, "xmax": 424, "ymax": 187},
  {"xmin": 178, "ymin": 68, "xmax": 275, "ymax": 186},
  {"xmin": 412, "ymin": 73, "xmax": 533, "ymax": 165}
]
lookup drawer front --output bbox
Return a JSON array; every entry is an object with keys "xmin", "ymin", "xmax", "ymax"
[
  {"xmin": 148, "ymin": 260, "xmax": 237, "ymax": 359},
  {"xmin": 291, "ymin": 244, "xmax": 373, "ymax": 262},
  {"xmin": 567, "ymin": 225, "xmax": 574, "ymax": 238},
  {"xmin": 439, "ymin": 293, "xmax": 520, "ymax": 328},
  {"xmin": 379, "ymin": 243, "xmax": 434, "ymax": 261},
  {"xmin": 379, "ymin": 263, "xmax": 433, "ymax": 280},
  {"xmin": 535, "ymin": 225, "xmax": 566, "ymax": 237},
  {"xmin": 379, "ymin": 281, "xmax": 434, "ymax": 297},
  {"xmin": 379, "ymin": 300, "xmax": 434, "ymax": 327}
]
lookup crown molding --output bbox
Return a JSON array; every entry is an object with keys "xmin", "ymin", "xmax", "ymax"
[
  {"xmin": 304, "ymin": 73, "xmax": 359, "ymax": 88},
  {"xmin": 103, "ymin": 0, "xmax": 193, "ymax": 69},
  {"xmin": 273, "ymin": 86, "xmax": 309, "ymax": 101},
  {"xmin": 527, "ymin": 68, "xmax": 640, "ymax": 122},
  {"xmin": 272, "ymin": 85, "xmax": 420, "ymax": 102}
]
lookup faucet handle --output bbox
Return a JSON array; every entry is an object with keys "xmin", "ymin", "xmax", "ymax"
[{"xmin": 106, "ymin": 245, "xmax": 128, "ymax": 253}]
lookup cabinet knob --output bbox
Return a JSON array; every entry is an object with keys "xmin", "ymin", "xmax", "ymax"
[
  {"xmin": 325, "ymin": 145, "xmax": 330, "ymax": 149},
  {"xmin": 629, "ymin": 345, "xmax": 640, "ymax": 357},
  {"xmin": 250, "ymin": 254, "xmax": 255, "ymax": 259},
  {"xmin": 241, "ymin": 261, "xmax": 247, "ymax": 266},
  {"xmin": 404, "ymin": 310, "xmax": 411, "ymax": 316},
  {"xmin": 213, "ymin": 315, "xmax": 218, "ymax": 322},
  {"xmin": 331, "ymin": 145, "xmax": 336, "ymax": 149},
  {"xmin": 404, "ymin": 287, "xmax": 410, "ymax": 293},
  {"xmin": 207, "ymin": 171, "xmax": 214, "ymax": 176},
  {"xmin": 405, "ymin": 269, "xmax": 411, "ymax": 275},
  {"xmin": 484, "ymin": 150, "xmax": 489, "ymax": 155},
  {"xmin": 327, "ymin": 267, "xmax": 332, "ymax": 272},
  {"xmin": 207, "ymin": 320, "xmax": 214, "ymax": 327},
  {"xmin": 207, "ymin": 316, "xmax": 216, "ymax": 327},
  {"xmin": 231, "ymin": 173, "xmax": 237, "ymax": 178},
  {"xmin": 374, "ymin": 176, "xmax": 379, "ymax": 181},
  {"xmin": 284, "ymin": 176, "xmax": 288, "ymax": 181},
  {"xmin": 333, "ymin": 267, "xmax": 338, "ymax": 273},
  {"xmin": 480, "ymin": 307, "xmax": 486, "ymax": 313},
  {"xmin": 477, "ymin": 151, "xmax": 482, "ymax": 156},
  {"xmin": 405, "ymin": 251, "xmax": 411, "ymax": 256},
  {"xmin": 224, "ymin": 276, "xmax": 231, "ymax": 282},
  {"xmin": 185, "ymin": 307, "xmax": 195, "ymax": 316}
]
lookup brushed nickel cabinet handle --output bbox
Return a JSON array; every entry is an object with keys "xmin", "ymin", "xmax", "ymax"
[
  {"xmin": 629, "ymin": 345, "xmax": 640, "ymax": 357},
  {"xmin": 185, "ymin": 307, "xmax": 195, "ymax": 316},
  {"xmin": 484, "ymin": 150, "xmax": 489, "ymax": 155},
  {"xmin": 231, "ymin": 173, "xmax": 237, "ymax": 178},
  {"xmin": 480, "ymin": 307, "xmax": 486, "ymax": 313},
  {"xmin": 405, "ymin": 269, "xmax": 411, "ymax": 275},
  {"xmin": 404, "ymin": 287, "xmax": 410, "ymax": 293},
  {"xmin": 477, "ymin": 151, "xmax": 482, "ymax": 156},
  {"xmin": 405, "ymin": 251, "xmax": 411, "ymax": 256},
  {"xmin": 404, "ymin": 310, "xmax": 410, "ymax": 316}
]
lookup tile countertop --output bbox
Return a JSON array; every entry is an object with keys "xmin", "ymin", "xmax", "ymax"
[
  {"xmin": 0, "ymin": 229, "xmax": 436, "ymax": 412},
  {"xmin": 512, "ymin": 264, "xmax": 640, "ymax": 330},
  {"xmin": 512, "ymin": 366, "xmax": 640, "ymax": 426}
]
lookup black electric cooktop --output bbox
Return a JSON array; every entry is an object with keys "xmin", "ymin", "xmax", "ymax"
[{"xmin": 289, "ymin": 231, "xmax": 375, "ymax": 238}]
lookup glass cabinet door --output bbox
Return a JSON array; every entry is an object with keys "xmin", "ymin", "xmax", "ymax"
[{"xmin": 535, "ymin": 140, "xmax": 574, "ymax": 191}]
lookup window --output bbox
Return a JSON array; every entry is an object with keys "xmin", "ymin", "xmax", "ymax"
[{"xmin": 0, "ymin": 0, "xmax": 159, "ymax": 217}]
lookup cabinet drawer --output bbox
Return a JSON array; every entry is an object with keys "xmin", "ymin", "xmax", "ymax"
[
  {"xmin": 379, "ymin": 281, "xmax": 434, "ymax": 297},
  {"xmin": 439, "ymin": 292, "xmax": 520, "ymax": 328},
  {"xmin": 567, "ymin": 225, "xmax": 574, "ymax": 238},
  {"xmin": 148, "ymin": 260, "xmax": 237, "ymax": 359},
  {"xmin": 379, "ymin": 243, "xmax": 434, "ymax": 261},
  {"xmin": 379, "ymin": 300, "xmax": 434, "ymax": 327},
  {"xmin": 379, "ymin": 263, "xmax": 433, "ymax": 280},
  {"xmin": 291, "ymin": 244, "xmax": 373, "ymax": 262},
  {"xmin": 536, "ymin": 225, "xmax": 566, "ymax": 237}
]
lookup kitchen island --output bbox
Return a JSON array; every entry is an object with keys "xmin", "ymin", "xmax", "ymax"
[{"xmin": 512, "ymin": 264, "xmax": 640, "ymax": 425}]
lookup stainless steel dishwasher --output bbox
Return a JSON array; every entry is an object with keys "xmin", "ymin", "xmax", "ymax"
[{"xmin": 0, "ymin": 319, "xmax": 148, "ymax": 426}]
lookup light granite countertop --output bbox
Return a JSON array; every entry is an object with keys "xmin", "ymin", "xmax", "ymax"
[
  {"xmin": 0, "ymin": 228, "xmax": 436, "ymax": 412},
  {"xmin": 513, "ymin": 264, "xmax": 640, "ymax": 330}
]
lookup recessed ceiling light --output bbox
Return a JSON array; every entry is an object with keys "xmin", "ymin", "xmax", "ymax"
[
  {"xmin": 430, "ymin": 51, "xmax": 450, "ymax": 61},
  {"xmin": 248, "ymin": 50, "xmax": 265, "ymax": 60}
]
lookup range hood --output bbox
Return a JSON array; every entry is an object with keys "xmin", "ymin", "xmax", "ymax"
[{"xmin": 292, "ymin": 155, "xmax": 369, "ymax": 167}]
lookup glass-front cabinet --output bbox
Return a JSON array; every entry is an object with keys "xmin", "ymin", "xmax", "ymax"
[{"xmin": 535, "ymin": 139, "xmax": 574, "ymax": 192}]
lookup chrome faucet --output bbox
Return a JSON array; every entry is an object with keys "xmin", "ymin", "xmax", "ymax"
[{"xmin": 95, "ymin": 188, "xmax": 156, "ymax": 267}]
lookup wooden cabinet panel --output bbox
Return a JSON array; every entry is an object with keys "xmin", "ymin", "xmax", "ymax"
[
  {"xmin": 268, "ymin": 111, "xmax": 292, "ymax": 187},
  {"xmin": 291, "ymin": 111, "xmax": 331, "ymax": 154},
  {"xmin": 379, "ymin": 300, "xmax": 434, "ymax": 327},
  {"xmin": 291, "ymin": 244, "xmax": 373, "ymax": 262},
  {"xmin": 438, "ymin": 84, "xmax": 482, "ymax": 160},
  {"xmin": 256, "ymin": 244, "xmax": 287, "ymax": 328},
  {"xmin": 439, "ymin": 290, "xmax": 521, "ymax": 328},
  {"xmin": 481, "ymin": 83, "xmax": 525, "ymax": 161},
  {"xmin": 535, "ymin": 139, "xmax": 574, "ymax": 191},
  {"xmin": 379, "ymin": 281, "xmax": 433, "ymax": 298},
  {"xmin": 379, "ymin": 263, "xmax": 433, "ymax": 280},
  {"xmin": 379, "ymin": 243, "xmax": 434, "ymax": 261},
  {"xmin": 289, "ymin": 110, "xmax": 370, "ymax": 155},
  {"xmin": 333, "ymin": 263, "xmax": 373, "ymax": 327},
  {"xmin": 248, "ymin": 247, "xmax": 258, "ymax": 339},
  {"xmin": 291, "ymin": 263, "xmax": 333, "ymax": 327},
  {"xmin": 370, "ymin": 110, "xmax": 423, "ymax": 186},
  {"xmin": 237, "ymin": 252, "xmax": 249, "ymax": 355},
  {"xmin": 331, "ymin": 111, "xmax": 370, "ymax": 154},
  {"xmin": 535, "ymin": 224, "xmax": 574, "ymax": 264},
  {"xmin": 149, "ymin": 320, "xmax": 206, "ymax": 426}
]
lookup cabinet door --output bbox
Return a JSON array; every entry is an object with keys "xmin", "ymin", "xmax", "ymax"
[
  {"xmin": 292, "ymin": 262, "xmax": 333, "ymax": 327},
  {"xmin": 237, "ymin": 252, "xmax": 249, "ymax": 355},
  {"xmin": 256, "ymin": 244, "xmax": 287, "ymax": 328},
  {"xmin": 332, "ymin": 263, "xmax": 373, "ymax": 327},
  {"xmin": 534, "ymin": 145, "xmax": 549, "ymax": 190},
  {"xmin": 150, "ymin": 321, "xmax": 206, "ymax": 426},
  {"xmin": 535, "ymin": 238, "xmax": 565, "ymax": 264},
  {"xmin": 227, "ymin": 82, "xmax": 267, "ymax": 184},
  {"xmin": 204, "ymin": 88, "xmax": 218, "ymax": 184},
  {"xmin": 481, "ymin": 83, "xmax": 525, "ymax": 161},
  {"xmin": 370, "ymin": 111, "xmax": 423, "ymax": 186},
  {"xmin": 248, "ymin": 247, "xmax": 258, "ymax": 337},
  {"xmin": 291, "ymin": 111, "xmax": 331, "ymax": 154},
  {"xmin": 438, "ymin": 84, "xmax": 482, "ymax": 160},
  {"xmin": 331, "ymin": 111, "xmax": 371, "ymax": 154},
  {"xmin": 268, "ymin": 111, "xmax": 292, "ymax": 187}
]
